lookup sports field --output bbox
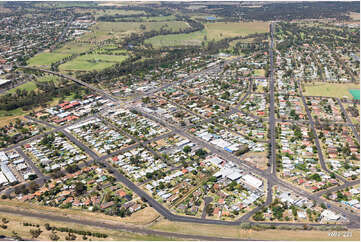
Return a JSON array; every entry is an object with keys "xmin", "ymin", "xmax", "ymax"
[
  {"xmin": 58, "ymin": 54, "xmax": 128, "ymax": 71},
  {"xmin": 145, "ymin": 21, "xmax": 269, "ymax": 47},
  {"xmin": 27, "ymin": 52, "xmax": 71, "ymax": 66},
  {"xmin": 349, "ymin": 89, "xmax": 360, "ymax": 100},
  {"xmin": 304, "ymin": 82, "xmax": 360, "ymax": 99},
  {"xmin": 27, "ymin": 42, "xmax": 96, "ymax": 67}
]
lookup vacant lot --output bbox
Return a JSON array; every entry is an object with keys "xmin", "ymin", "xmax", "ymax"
[
  {"xmin": 150, "ymin": 219, "xmax": 359, "ymax": 241},
  {"xmin": 304, "ymin": 82, "xmax": 360, "ymax": 98},
  {"xmin": 0, "ymin": 199, "xmax": 159, "ymax": 226},
  {"xmin": 145, "ymin": 21, "xmax": 269, "ymax": 47},
  {"xmin": 0, "ymin": 210, "xmax": 173, "ymax": 241},
  {"xmin": 206, "ymin": 21, "xmax": 269, "ymax": 40},
  {"xmin": 59, "ymin": 54, "xmax": 128, "ymax": 71},
  {"xmin": 349, "ymin": 11, "xmax": 360, "ymax": 21}
]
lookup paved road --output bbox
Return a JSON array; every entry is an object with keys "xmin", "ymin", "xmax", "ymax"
[
  {"xmin": 25, "ymin": 115, "xmax": 99, "ymax": 160},
  {"xmin": 297, "ymin": 79, "xmax": 348, "ymax": 184},
  {"xmin": 315, "ymin": 179, "xmax": 360, "ymax": 196},
  {"xmin": 3, "ymin": 27, "xmax": 358, "ymax": 232},
  {"xmin": 135, "ymin": 106, "xmax": 360, "ymax": 228},
  {"xmin": 337, "ymin": 98, "xmax": 360, "ymax": 141},
  {"xmin": 268, "ymin": 23, "xmax": 277, "ymax": 175},
  {"xmin": 15, "ymin": 148, "xmax": 45, "ymax": 180},
  {"xmin": 56, "ymin": 15, "xmax": 74, "ymax": 44},
  {"xmin": 0, "ymin": 115, "xmax": 95, "ymax": 153}
]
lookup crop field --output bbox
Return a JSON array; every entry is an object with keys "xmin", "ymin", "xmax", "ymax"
[
  {"xmin": 303, "ymin": 82, "xmax": 360, "ymax": 98},
  {"xmin": 27, "ymin": 52, "xmax": 71, "ymax": 67},
  {"xmin": 145, "ymin": 21, "xmax": 269, "ymax": 47},
  {"xmin": 81, "ymin": 21, "xmax": 189, "ymax": 41},
  {"xmin": 58, "ymin": 54, "xmax": 128, "ymax": 71}
]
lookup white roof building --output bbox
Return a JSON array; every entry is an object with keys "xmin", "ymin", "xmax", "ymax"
[
  {"xmin": 207, "ymin": 156, "xmax": 224, "ymax": 166},
  {"xmin": 227, "ymin": 172, "xmax": 242, "ymax": 181},
  {"xmin": 321, "ymin": 210, "xmax": 340, "ymax": 221},
  {"xmin": 0, "ymin": 172, "xmax": 8, "ymax": 186},
  {"xmin": 0, "ymin": 152, "xmax": 8, "ymax": 163},
  {"xmin": 241, "ymin": 174, "xmax": 263, "ymax": 189}
]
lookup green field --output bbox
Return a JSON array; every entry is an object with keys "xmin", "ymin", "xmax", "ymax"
[
  {"xmin": 93, "ymin": 44, "xmax": 128, "ymax": 55},
  {"xmin": 27, "ymin": 52, "xmax": 71, "ymax": 66},
  {"xmin": 253, "ymin": 69, "xmax": 266, "ymax": 76},
  {"xmin": 119, "ymin": 15, "xmax": 177, "ymax": 22},
  {"xmin": 27, "ymin": 41, "xmax": 97, "ymax": 67},
  {"xmin": 81, "ymin": 21, "xmax": 189, "ymax": 41},
  {"xmin": 145, "ymin": 29, "xmax": 207, "ymax": 47},
  {"xmin": 304, "ymin": 82, "xmax": 360, "ymax": 98},
  {"xmin": 54, "ymin": 42, "xmax": 95, "ymax": 54},
  {"xmin": 94, "ymin": 9, "xmax": 146, "ymax": 17},
  {"xmin": 145, "ymin": 21, "xmax": 269, "ymax": 47},
  {"xmin": 5, "ymin": 75, "xmax": 61, "ymax": 95},
  {"xmin": 59, "ymin": 54, "xmax": 128, "ymax": 71},
  {"xmin": 7, "ymin": 82, "xmax": 38, "ymax": 94},
  {"xmin": 0, "ymin": 108, "xmax": 26, "ymax": 118}
]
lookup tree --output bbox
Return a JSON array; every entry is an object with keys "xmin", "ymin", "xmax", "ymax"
[
  {"xmin": 1, "ymin": 218, "xmax": 9, "ymax": 224},
  {"xmin": 65, "ymin": 164, "xmax": 79, "ymax": 174},
  {"xmin": 321, "ymin": 203, "xmax": 327, "ymax": 209},
  {"xmin": 28, "ymin": 181, "xmax": 39, "ymax": 193},
  {"xmin": 74, "ymin": 182, "xmax": 86, "ymax": 195},
  {"xmin": 49, "ymin": 231, "xmax": 60, "ymax": 241},
  {"xmin": 12, "ymin": 231, "xmax": 23, "ymax": 241},
  {"xmin": 30, "ymin": 228, "xmax": 42, "ymax": 239},
  {"xmin": 65, "ymin": 232, "xmax": 76, "ymax": 241},
  {"xmin": 183, "ymin": 145, "xmax": 191, "ymax": 153},
  {"xmin": 139, "ymin": 24, "xmax": 146, "ymax": 30}
]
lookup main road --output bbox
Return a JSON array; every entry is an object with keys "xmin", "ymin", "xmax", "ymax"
[{"xmin": 268, "ymin": 22, "xmax": 277, "ymax": 175}]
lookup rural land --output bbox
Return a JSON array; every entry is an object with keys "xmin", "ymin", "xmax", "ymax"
[{"xmin": 0, "ymin": 1, "xmax": 360, "ymax": 241}]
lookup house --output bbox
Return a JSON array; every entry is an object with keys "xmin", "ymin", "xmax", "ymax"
[
  {"xmin": 213, "ymin": 207, "xmax": 221, "ymax": 217},
  {"xmin": 101, "ymin": 201, "xmax": 115, "ymax": 209},
  {"xmin": 129, "ymin": 204, "xmax": 141, "ymax": 213},
  {"xmin": 117, "ymin": 189, "xmax": 127, "ymax": 198}
]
